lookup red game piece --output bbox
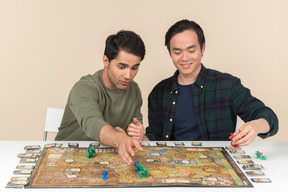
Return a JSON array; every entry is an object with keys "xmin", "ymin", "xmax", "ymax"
[{"xmin": 230, "ymin": 133, "xmax": 238, "ymax": 148}]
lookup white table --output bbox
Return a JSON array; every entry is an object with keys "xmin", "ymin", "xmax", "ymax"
[{"xmin": 0, "ymin": 141, "xmax": 287, "ymax": 192}]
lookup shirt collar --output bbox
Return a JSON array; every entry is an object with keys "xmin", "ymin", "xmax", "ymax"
[{"xmin": 171, "ymin": 64, "xmax": 207, "ymax": 92}]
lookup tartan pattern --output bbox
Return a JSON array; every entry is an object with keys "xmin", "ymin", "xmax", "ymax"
[{"xmin": 145, "ymin": 64, "xmax": 278, "ymax": 141}]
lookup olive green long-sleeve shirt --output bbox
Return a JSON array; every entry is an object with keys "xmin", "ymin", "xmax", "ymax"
[{"xmin": 55, "ymin": 70, "xmax": 143, "ymax": 141}]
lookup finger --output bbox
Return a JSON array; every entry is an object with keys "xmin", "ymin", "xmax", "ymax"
[
  {"xmin": 133, "ymin": 118, "xmax": 141, "ymax": 126},
  {"xmin": 118, "ymin": 148, "xmax": 130, "ymax": 166},
  {"xmin": 133, "ymin": 140, "xmax": 144, "ymax": 152},
  {"xmin": 127, "ymin": 131, "xmax": 140, "ymax": 137},
  {"xmin": 127, "ymin": 126, "xmax": 140, "ymax": 133}
]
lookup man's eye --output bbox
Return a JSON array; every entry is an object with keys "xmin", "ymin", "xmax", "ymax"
[
  {"xmin": 132, "ymin": 66, "xmax": 139, "ymax": 70},
  {"xmin": 189, "ymin": 50, "xmax": 195, "ymax": 53},
  {"xmin": 174, "ymin": 52, "xmax": 181, "ymax": 55},
  {"xmin": 118, "ymin": 66, "xmax": 125, "ymax": 70}
]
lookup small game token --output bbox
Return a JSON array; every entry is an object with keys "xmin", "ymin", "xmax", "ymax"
[
  {"xmin": 64, "ymin": 173, "xmax": 78, "ymax": 179},
  {"xmin": 262, "ymin": 156, "xmax": 267, "ymax": 160},
  {"xmin": 251, "ymin": 178, "xmax": 271, "ymax": 183},
  {"xmin": 86, "ymin": 146, "xmax": 96, "ymax": 158},
  {"xmin": 64, "ymin": 159, "xmax": 76, "ymax": 164},
  {"xmin": 192, "ymin": 142, "xmax": 202, "ymax": 146},
  {"xmin": 68, "ymin": 143, "xmax": 79, "ymax": 148},
  {"xmin": 66, "ymin": 168, "xmax": 81, "ymax": 172}
]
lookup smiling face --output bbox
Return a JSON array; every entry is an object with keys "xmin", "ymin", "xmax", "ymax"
[
  {"xmin": 102, "ymin": 50, "xmax": 141, "ymax": 91},
  {"xmin": 169, "ymin": 30, "xmax": 205, "ymax": 84}
]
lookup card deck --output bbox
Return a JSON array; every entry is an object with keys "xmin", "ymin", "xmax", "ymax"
[
  {"xmin": 156, "ymin": 141, "xmax": 166, "ymax": 146},
  {"xmin": 192, "ymin": 142, "xmax": 202, "ymax": 146},
  {"xmin": 246, "ymin": 170, "xmax": 265, "ymax": 176},
  {"xmin": 237, "ymin": 160, "xmax": 254, "ymax": 165},
  {"xmin": 242, "ymin": 164, "xmax": 263, "ymax": 170},
  {"xmin": 140, "ymin": 142, "xmax": 150, "ymax": 146},
  {"xmin": 13, "ymin": 170, "xmax": 32, "ymax": 175},
  {"xmin": 24, "ymin": 145, "xmax": 41, "ymax": 150},
  {"xmin": 26, "ymin": 149, "xmax": 41, "ymax": 154},
  {"xmin": 68, "ymin": 143, "xmax": 79, "ymax": 148},
  {"xmin": 20, "ymin": 158, "xmax": 36, "ymax": 164},
  {"xmin": 11, "ymin": 177, "xmax": 29, "ymax": 181},
  {"xmin": 55, "ymin": 143, "xmax": 63, "ymax": 147},
  {"xmin": 44, "ymin": 143, "xmax": 56, "ymax": 148},
  {"xmin": 233, "ymin": 155, "xmax": 251, "ymax": 159},
  {"xmin": 16, "ymin": 165, "xmax": 35, "ymax": 170},
  {"xmin": 226, "ymin": 146, "xmax": 241, "ymax": 150},
  {"xmin": 174, "ymin": 141, "xmax": 185, "ymax": 146},
  {"xmin": 89, "ymin": 142, "xmax": 100, "ymax": 148},
  {"xmin": 17, "ymin": 153, "xmax": 37, "ymax": 158},
  {"xmin": 251, "ymin": 178, "xmax": 271, "ymax": 183},
  {"xmin": 229, "ymin": 150, "xmax": 245, "ymax": 154}
]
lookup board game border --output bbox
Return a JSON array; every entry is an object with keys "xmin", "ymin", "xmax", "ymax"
[{"xmin": 26, "ymin": 146, "xmax": 253, "ymax": 188}]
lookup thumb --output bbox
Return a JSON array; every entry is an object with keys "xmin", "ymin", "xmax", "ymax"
[{"xmin": 133, "ymin": 118, "xmax": 141, "ymax": 125}]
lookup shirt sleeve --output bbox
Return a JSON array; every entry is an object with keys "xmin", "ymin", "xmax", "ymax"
[
  {"xmin": 232, "ymin": 78, "xmax": 279, "ymax": 139},
  {"xmin": 68, "ymin": 80, "xmax": 108, "ymax": 141}
]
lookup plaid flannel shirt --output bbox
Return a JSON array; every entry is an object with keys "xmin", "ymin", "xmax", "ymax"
[{"xmin": 145, "ymin": 64, "xmax": 278, "ymax": 141}]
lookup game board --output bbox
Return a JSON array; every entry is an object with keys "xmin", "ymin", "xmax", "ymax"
[{"xmin": 26, "ymin": 146, "xmax": 252, "ymax": 188}]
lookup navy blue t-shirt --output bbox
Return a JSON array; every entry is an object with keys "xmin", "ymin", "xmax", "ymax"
[{"xmin": 171, "ymin": 83, "xmax": 201, "ymax": 141}]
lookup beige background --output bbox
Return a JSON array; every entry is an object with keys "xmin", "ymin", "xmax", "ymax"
[{"xmin": 0, "ymin": 0, "xmax": 287, "ymax": 141}]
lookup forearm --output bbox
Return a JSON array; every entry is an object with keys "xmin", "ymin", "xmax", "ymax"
[{"xmin": 99, "ymin": 124, "xmax": 125, "ymax": 148}]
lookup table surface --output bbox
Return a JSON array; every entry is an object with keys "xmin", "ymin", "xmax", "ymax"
[{"xmin": 0, "ymin": 140, "xmax": 287, "ymax": 192}]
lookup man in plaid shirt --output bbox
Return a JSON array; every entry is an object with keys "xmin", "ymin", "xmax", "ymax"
[{"xmin": 127, "ymin": 19, "xmax": 278, "ymax": 147}]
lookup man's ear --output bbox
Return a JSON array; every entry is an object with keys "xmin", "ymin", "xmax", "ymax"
[
  {"xmin": 103, "ymin": 55, "xmax": 110, "ymax": 68},
  {"xmin": 201, "ymin": 42, "xmax": 206, "ymax": 56}
]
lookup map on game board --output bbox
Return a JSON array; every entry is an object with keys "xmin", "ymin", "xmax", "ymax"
[{"xmin": 26, "ymin": 146, "xmax": 252, "ymax": 188}]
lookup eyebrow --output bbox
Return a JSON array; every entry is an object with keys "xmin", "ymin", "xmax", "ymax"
[
  {"xmin": 172, "ymin": 45, "xmax": 196, "ymax": 51},
  {"xmin": 118, "ymin": 62, "xmax": 140, "ymax": 67}
]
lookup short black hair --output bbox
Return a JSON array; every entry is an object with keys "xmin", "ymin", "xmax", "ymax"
[
  {"xmin": 104, "ymin": 30, "xmax": 146, "ymax": 61},
  {"xmin": 165, "ymin": 19, "xmax": 205, "ymax": 52}
]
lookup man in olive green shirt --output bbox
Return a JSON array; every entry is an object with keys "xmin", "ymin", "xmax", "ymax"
[{"xmin": 55, "ymin": 30, "xmax": 146, "ymax": 166}]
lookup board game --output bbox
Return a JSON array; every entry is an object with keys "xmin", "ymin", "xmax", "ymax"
[{"xmin": 26, "ymin": 146, "xmax": 252, "ymax": 188}]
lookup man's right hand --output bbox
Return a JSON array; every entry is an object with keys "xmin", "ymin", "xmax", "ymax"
[
  {"xmin": 100, "ymin": 125, "xmax": 143, "ymax": 166},
  {"xmin": 115, "ymin": 131, "xmax": 144, "ymax": 166}
]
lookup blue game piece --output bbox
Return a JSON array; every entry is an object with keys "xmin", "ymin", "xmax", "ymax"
[{"xmin": 102, "ymin": 170, "xmax": 108, "ymax": 180}]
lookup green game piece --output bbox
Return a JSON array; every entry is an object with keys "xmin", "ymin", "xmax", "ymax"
[
  {"xmin": 255, "ymin": 151, "xmax": 259, "ymax": 155},
  {"xmin": 257, "ymin": 154, "xmax": 262, "ymax": 159},
  {"xmin": 86, "ymin": 147, "xmax": 96, "ymax": 158},
  {"xmin": 262, "ymin": 156, "xmax": 266, "ymax": 160}
]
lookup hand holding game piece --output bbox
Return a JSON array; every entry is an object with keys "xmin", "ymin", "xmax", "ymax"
[
  {"xmin": 127, "ymin": 118, "xmax": 145, "ymax": 141},
  {"xmin": 229, "ymin": 133, "xmax": 239, "ymax": 148}
]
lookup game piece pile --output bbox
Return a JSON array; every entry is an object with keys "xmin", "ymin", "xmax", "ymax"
[{"xmin": 256, "ymin": 151, "xmax": 266, "ymax": 160}]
